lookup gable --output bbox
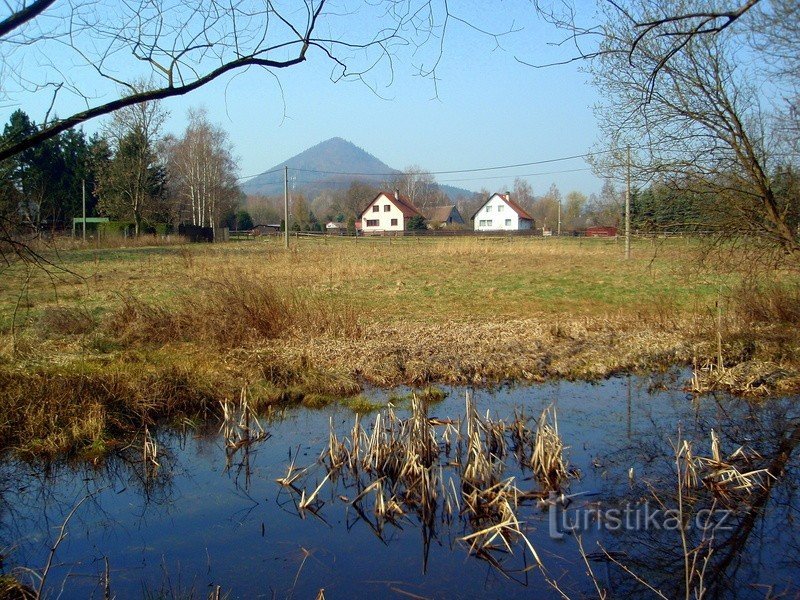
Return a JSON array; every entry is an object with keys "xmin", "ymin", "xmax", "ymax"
[
  {"xmin": 471, "ymin": 193, "xmax": 533, "ymax": 221},
  {"xmin": 360, "ymin": 191, "xmax": 423, "ymax": 219}
]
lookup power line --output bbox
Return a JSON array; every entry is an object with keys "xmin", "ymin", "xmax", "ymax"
[
  {"xmin": 237, "ymin": 167, "xmax": 282, "ymax": 182},
  {"xmin": 285, "ymin": 167, "xmax": 594, "ymax": 187},
  {"xmin": 236, "ymin": 149, "xmax": 607, "ymax": 185},
  {"xmin": 438, "ymin": 167, "xmax": 593, "ymax": 185},
  {"xmin": 290, "ymin": 151, "xmax": 598, "ymax": 178}
]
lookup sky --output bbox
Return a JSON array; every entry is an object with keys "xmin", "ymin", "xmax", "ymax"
[{"xmin": 2, "ymin": 0, "xmax": 606, "ymax": 197}]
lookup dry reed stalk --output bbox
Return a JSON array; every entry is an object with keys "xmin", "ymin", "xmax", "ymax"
[
  {"xmin": 530, "ymin": 405, "xmax": 568, "ymax": 492},
  {"xmin": 278, "ymin": 390, "xmax": 555, "ymax": 576},
  {"xmin": 695, "ymin": 430, "xmax": 775, "ymax": 502},
  {"xmin": 326, "ymin": 417, "xmax": 348, "ymax": 473},
  {"xmin": 299, "ymin": 471, "xmax": 332, "ymax": 510},
  {"xmin": 275, "ymin": 448, "xmax": 310, "ymax": 487},
  {"xmin": 143, "ymin": 425, "xmax": 159, "ymax": 473},
  {"xmin": 219, "ymin": 386, "xmax": 270, "ymax": 450}
]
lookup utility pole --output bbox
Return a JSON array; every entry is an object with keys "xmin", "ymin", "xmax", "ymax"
[
  {"xmin": 625, "ymin": 145, "xmax": 631, "ymax": 259},
  {"xmin": 82, "ymin": 179, "xmax": 86, "ymax": 242},
  {"xmin": 557, "ymin": 200, "xmax": 562, "ymax": 236},
  {"xmin": 283, "ymin": 165, "xmax": 289, "ymax": 249}
]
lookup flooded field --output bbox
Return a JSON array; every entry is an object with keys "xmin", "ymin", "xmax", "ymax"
[{"xmin": 2, "ymin": 370, "xmax": 798, "ymax": 599}]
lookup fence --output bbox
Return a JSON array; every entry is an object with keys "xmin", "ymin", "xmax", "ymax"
[{"xmin": 231, "ymin": 228, "xmax": 720, "ymax": 243}]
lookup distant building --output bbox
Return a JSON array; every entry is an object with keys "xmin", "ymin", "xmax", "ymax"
[
  {"xmin": 425, "ymin": 205, "xmax": 465, "ymax": 228},
  {"xmin": 325, "ymin": 221, "xmax": 346, "ymax": 234},
  {"xmin": 252, "ymin": 224, "xmax": 282, "ymax": 235},
  {"xmin": 471, "ymin": 192, "xmax": 534, "ymax": 231},
  {"xmin": 585, "ymin": 226, "xmax": 618, "ymax": 237},
  {"xmin": 359, "ymin": 190, "xmax": 424, "ymax": 234}
]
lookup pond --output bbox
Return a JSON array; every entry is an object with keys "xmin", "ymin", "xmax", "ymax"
[{"xmin": 2, "ymin": 370, "xmax": 798, "ymax": 599}]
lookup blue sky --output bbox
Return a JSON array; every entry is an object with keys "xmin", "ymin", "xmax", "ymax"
[{"xmin": 4, "ymin": 1, "xmax": 605, "ymax": 197}]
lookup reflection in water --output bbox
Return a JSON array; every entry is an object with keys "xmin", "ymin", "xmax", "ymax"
[
  {"xmin": 0, "ymin": 372, "xmax": 797, "ymax": 598},
  {"xmin": 597, "ymin": 397, "xmax": 800, "ymax": 599}
]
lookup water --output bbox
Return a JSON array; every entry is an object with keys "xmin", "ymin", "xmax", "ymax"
[{"xmin": 2, "ymin": 370, "xmax": 798, "ymax": 598}]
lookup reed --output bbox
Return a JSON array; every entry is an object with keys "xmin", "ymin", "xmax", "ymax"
[
  {"xmin": 279, "ymin": 391, "xmax": 572, "ymax": 576},
  {"xmin": 530, "ymin": 406, "xmax": 568, "ymax": 493}
]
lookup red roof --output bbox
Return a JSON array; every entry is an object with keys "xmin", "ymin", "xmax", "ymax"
[
  {"xmin": 361, "ymin": 191, "xmax": 424, "ymax": 219},
  {"xmin": 470, "ymin": 193, "xmax": 534, "ymax": 221},
  {"xmin": 504, "ymin": 196, "xmax": 534, "ymax": 221}
]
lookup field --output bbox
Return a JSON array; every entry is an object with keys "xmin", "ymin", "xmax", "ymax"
[{"xmin": 1, "ymin": 235, "xmax": 798, "ymax": 456}]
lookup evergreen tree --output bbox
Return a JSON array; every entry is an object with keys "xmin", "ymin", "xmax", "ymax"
[{"xmin": 97, "ymin": 128, "xmax": 165, "ymax": 235}]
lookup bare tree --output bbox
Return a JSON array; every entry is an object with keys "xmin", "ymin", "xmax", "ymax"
[
  {"xmin": 529, "ymin": 0, "xmax": 763, "ymax": 92},
  {"xmin": 389, "ymin": 166, "xmax": 442, "ymax": 209},
  {"xmin": 329, "ymin": 181, "xmax": 380, "ymax": 219},
  {"xmin": 587, "ymin": 0, "xmax": 799, "ymax": 262},
  {"xmin": 532, "ymin": 182, "xmax": 561, "ymax": 232},
  {"xmin": 0, "ymin": 1, "xmax": 506, "ymax": 162},
  {"xmin": 584, "ymin": 179, "xmax": 623, "ymax": 228},
  {"xmin": 96, "ymin": 95, "xmax": 168, "ymax": 235},
  {"xmin": 563, "ymin": 190, "xmax": 587, "ymax": 230},
  {"xmin": 163, "ymin": 108, "xmax": 240, "ymax": 232}
]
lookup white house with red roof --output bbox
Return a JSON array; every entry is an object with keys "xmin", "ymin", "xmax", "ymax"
[
  {"xmin": 360, "ymin": 190, "xmax": 424, "ymax": 234},
  {"xmin": 471, "ymin": 192, "xmax": 534, "ymax": 231}
]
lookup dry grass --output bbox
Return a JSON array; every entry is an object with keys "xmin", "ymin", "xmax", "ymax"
[
  {"xmin": 0, "ymin": 359, "xmax": 231, "ymax": 456},
  {"xmin": 105, "ymin": 274, "xmax": 361, "ymax": 347},
  {"xmin": 731, "ymin": 278, "xmax": 800, "ymax": 327},
  {"xmin": 0, "ymin": 573, "xmax": 35, "ymax": 599},
  {"xmin": 0, "ymin": 236, "xmax": 798, "ymax": 456}
]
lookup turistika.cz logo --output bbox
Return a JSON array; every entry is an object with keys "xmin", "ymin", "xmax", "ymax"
[{"xmin": 546, "ymin": 492, "xmax": 735, "ymax": 540}]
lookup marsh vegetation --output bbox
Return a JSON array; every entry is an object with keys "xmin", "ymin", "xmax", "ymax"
[
  {"xmin": 0, "ymin": 236, "xmax": 798, "ymax": 457},
  {"xmin": 1, "ymin": 377, "xmax": 797, "ymax": 598}
]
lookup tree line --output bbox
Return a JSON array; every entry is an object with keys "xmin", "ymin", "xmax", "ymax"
[{"xmin": 0, "ymin": 100, "xmax": 243, "ymax": 237}]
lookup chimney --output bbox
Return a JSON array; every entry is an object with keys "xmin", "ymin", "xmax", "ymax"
[
  {"xmin": 394, "ymin": 189, "xmax": 400, "ymax": 201},
  {"xmin": 505, "ymin": 191, "xmax": 511, "ymax": 201}
]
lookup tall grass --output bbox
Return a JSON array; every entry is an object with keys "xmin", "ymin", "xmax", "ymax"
[
  {"xmin": 105, "ymin": 274, "xmax": 361, "ymax": 347},
  {"xmin": 731, "ymin": 279, "xmax": 800, "ymax": 326},
  {"xmin": 0, "ymin": 362, "xmax": 227, "ymax": 456}
]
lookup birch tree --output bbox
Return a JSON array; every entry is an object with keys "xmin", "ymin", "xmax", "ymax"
[{"xmin": 163, "ymin": 109, "xmax": 240, "ymax": 231}]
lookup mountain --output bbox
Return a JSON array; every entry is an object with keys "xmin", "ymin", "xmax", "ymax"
[{"xmin": 241, "ymin": 137, "xmax": 475, "ymax": 201}]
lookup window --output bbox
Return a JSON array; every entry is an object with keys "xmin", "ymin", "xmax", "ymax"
[
  {"xmin": 391, "ymin": 218, "xmax": 398, "ymax": 226},
  {"xmin": 366, "ymin": 219, "xmax": 379, "ymax": 227},
  {"xmin": 384, "ymin": 205, "xmax": 391, "ymax": 212},
  {"xmin": 372, "ymin": 205, "xmax": 379, "ymax": 212},
  {"xmin": 478, "ymin": 220, "xmax": 487, "ymax": 226},
  {"xmin": 485, "ymin": 206, "xmax": 492, "ymax": 212},
  {"xmin": 505, "ymin": 219, "xmax": 512, "ymax": 226},
  {"xmin": 497, "ymin": 205, "xmax": 504, "ymax": 212},
  {"xmin": 487, "ymin": 220, "xmax": 493, "ymax": 226}
]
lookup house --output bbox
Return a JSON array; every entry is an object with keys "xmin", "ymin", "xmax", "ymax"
[
  {"xmin": 471, "ymin": 192, "xmax": 534, "ymax": 231},
  {"xmin": 425, "ymin": 205, "xmax": 465, "ymax": 228},
  {"xmin": 325, "ymin": 221, "xmax": 347, "ymax": 234},
  {"xmin": 359, "ymin": 190, "xmax": 424, "ymax": 234}
]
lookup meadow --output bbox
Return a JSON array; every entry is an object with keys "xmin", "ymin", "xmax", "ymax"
[{"xmin": 0, "ymin": 234, "xmax": 797, "ymax": 456}]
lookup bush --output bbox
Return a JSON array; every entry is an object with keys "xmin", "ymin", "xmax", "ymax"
[
  {"xmin": 99, "ymin": 221, "xmax": 135, "ymax": 236},
  {"xmin": 236, "ymin": 209, "xmax": 254, "ymax": 230},
  {"xmin": 408, "ymin": 215, "xmax": 427, "ymax": 230},
  {"xmin": 732, "ymin": 279, "xmax": 800, "ymax": 326}
]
